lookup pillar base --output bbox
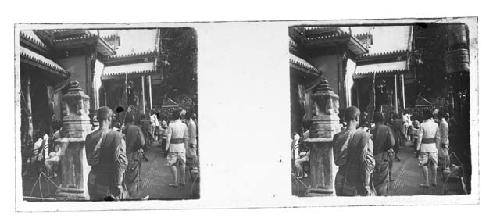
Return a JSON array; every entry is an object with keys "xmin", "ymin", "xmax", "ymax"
[
  {"xmin": 55, "ymin": 187, "xmax": 88, "ymax": 200},
  {"xmin": 307, "ymin": 188, "xmax": 334, "ymax": 197}
]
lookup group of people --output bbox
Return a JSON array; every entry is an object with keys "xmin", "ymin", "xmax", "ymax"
[
  {"xmin": 292, "ymin": 105, "xmax": 451, "ymax": 196},
  {"xmin": 84, "ymin": 106, "xmax": 198, "ymax": 201},
  {"xmin": 333, "ymin": 106, "xmax": 451, "ymax": 196}
]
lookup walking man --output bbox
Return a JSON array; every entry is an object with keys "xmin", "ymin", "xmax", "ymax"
[
  {"xmin": 85, "ymin": 106, "xmax": 128, "ymax": 201},
  {"xmin": 186, "ymin": 111, "xmax": 198, "ymax": 173},
  {"xmin": 123, "ymin": 112, "xmax": 145, "ymax": 199},
  {"xmin": 165, "ymin": 109, "xmax": 189, "ymax": 187},
  {"xmin": 333, "ymin": 106, "xmax": 375, "ymax": 196},
  {"xmin": 371, "ymin": 112, "xmax": 395, "ymax": 196},
  {"xmin": 416, "ymin": 109, "xmax": 441, "ymax": 188},
  {"xmin": 391, "ymin": 113, "xmax": 404, "ymax": 161},
  {"xmin": 438, "ymin": 112, "xmax": 450, "ymax": 170}
]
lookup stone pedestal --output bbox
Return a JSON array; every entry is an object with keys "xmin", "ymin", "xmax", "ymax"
[
  {"xmin": 304, "ymin": 79, "xmax": 341, "ymax": 195},
  {"xmin": 55, "ymin": 81, "xmax": 91, "ymax": 200}
]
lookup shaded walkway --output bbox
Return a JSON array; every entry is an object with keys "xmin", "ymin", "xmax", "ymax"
[
  {"xmin": 389, "ymin": 144, "xmax": 466, "ymax": 196},
  {"xmin": 137, "ymin": 141, "xmax": 199, "ymax": 200}
]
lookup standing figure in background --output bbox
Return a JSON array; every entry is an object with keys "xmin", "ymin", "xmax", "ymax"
[
  {"xmin": 416, "ymin": 109, "xmax": 441, "ymax": 188},
  {"xmin": 403, "ymin": 112, "xmax": 412, "ymax": 141},
  {"xmin": 438, "ymin": 112, "xmax": 450, "ymax": 170},
  {"xmin": 85, "ymin": 106, "xmax": 128, "ymax": 201},
  {"xmin": 165, "ymin": 109, "xmax": 189, "ymax": 187},
  {"xmin": 160, "ymin": 120, "xmax": 169, "ymax": 157},
  {"xmin": 371, "ymin": 112, "xmax": 395, "ymax": 196},
  {"xmin": 150, "ymin": 112, "xmax": 160, "ymax": 142},
  {"xmin": 411, "ymin": 118, "xmax": 421, "ymax": 158},
  {"xmin": 123, "ymin": 113, "xmax": 145, "ymax": 199},
  {"xmin": 140, "ymin": 113, "xmax": 152, "ymax": 152},
  {"xmin": 186, "ymin": 111, "xmax": 199, "ymax": 173},
  {"xmin": 333, "ymin": 106, "xmax": 375, "ymax": 196},
  {"xmin": 294, "ymin": 125, "xmax": 310, "ymax": 178},
  {"xmin": 391, "ymin": 113, "xmax": 404, "ymax": 162}
]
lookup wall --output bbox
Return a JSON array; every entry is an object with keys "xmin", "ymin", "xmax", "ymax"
[
  {"xmin": 309, "ymin": 54, "xmax": 345, "ymax": 108},
  {"xmin": 58, "ymin": 55, "xmax": 89, "ymax": 93}
]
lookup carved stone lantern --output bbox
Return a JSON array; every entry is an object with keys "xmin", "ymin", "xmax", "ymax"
[
  {"xmin": 304, "ymin": 79, "xmax": 341, "ymax": 195},
  {"xmin": 55, "ymin": 81, "xmax": 92, "ymax": 200}
]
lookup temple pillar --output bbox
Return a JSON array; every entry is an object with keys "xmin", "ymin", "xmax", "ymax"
[
  {"xmin": 401, "ymin": 74, "xmax": 406, "ymax": 109},
  {"xmin": 55, "ymin": 81, "xmax": 92, "ymax": 200},
  {"xmin": 394, "ymin": 74, "xmax": 398, "ymax": 114},
  {"xmin": 26, "ymin": 75, "xmax": 34, "ymax": 147},
  {"xmin": 141, "ymin": 76, "xmax": 146, "ymax": 114},
  {"xmin": 148, "ymin": 75, "xmax": 153, "ymax": 111},
  {"xmin": 304, "ymin": 79, "xmax": 341, "ymax": 195}
]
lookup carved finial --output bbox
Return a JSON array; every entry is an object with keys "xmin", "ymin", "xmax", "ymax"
[
  {"xmin": 68, "ymin": 80, "xmax": 80, "ymax": 89},
  {"xmin": 313, "ymin": 79, "xmax": 332, "ymax": 93}
]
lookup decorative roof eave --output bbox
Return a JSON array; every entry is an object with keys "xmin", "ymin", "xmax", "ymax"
[
  {"xmin": 352, "ymin": 70, "xmax": 407, "ymax": 79},
  {"xmin": 20, "ymin": 31, "xmax": 49, "ymax": 54},
  {"xmin": 20, "ymin": 46, "xmax": 69, "ymax": 79},
  {"xmin": 290, "ymin": 54, "xmax": 322, "ymax": 79},
  {"xmin": 356, "ymin": 49, "xmax": 409, "ymax": 64},
  {"xmin": 101, "ymin": 70, "xmax": 157, "ymax": 80},
  {"xmin": 100, "ymin": 50, "xmax": 158, "ymax": 64},
  {"xmin": 353, "ymin": 60, "xmax": 408, "ymax": 79},
  {"xmin": 302, "ymin": 33, "xmax": 368, "ymax": 56},
  {"xmin": 96, "ymin": 37, "xmax": 115, "ymax": 56},
  {"xmin": 51, "ymin": 34, "xmax": 115, "ymax": 56},
  {"xmin": 346, "ymin": 36, "xmax": 369, "ymax": 56},
  {"xmin": 359, "ymin": 49, "xmax": 409, "ymax": 58},
  {"xmin": 101, "ymin": 62, "xmax": 156, "ymax": 80}
]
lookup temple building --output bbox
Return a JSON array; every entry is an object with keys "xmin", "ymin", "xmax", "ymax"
[
  {"xmin": 350, "ymin": 26, "xmax": 413, "ymax": 117},
  {"xmin": 290, "ymin": 26, "xmax": 414, "ymax": 133},
  {"xmin": 289, "ymin": 26, "xmax": 370, "ymax": 134},
  {"xmin": 19, "ymin": 29, "xmax": 165, "ymax": 143},
  {"xmin": 98, "ymin": 29, "xmax": 162, "ymax": 114},
  {"xmin": 19, "ymin": 30, "xmax": 71, "ymax": 149},
  {"xmin": 19, "ymin": 27, "xmax": 198, "ymax": 200}
]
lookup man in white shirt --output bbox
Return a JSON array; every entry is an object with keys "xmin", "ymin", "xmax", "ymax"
[
  {"xmin": 165, "ymin": 109, "xmax": 189, "ymax": 187},
  {"xmin": 438, "ymin": 112, "xmax": 450, "ymax": 170},
  {"xmin": 417, "ymin": 109, "xmax": 441, "ymax": 188},
  {"xmin": 186, "ymin": 112, "xmax": 198, "ymax": 170}
]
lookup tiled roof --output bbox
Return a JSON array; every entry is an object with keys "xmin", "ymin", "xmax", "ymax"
[
  {"xmin": 51, "ymin": 32, "xmax": 116, "ymax": 56},
  {"xmin": 360, "ymin": 49, "xmax": 408, "ymax": 58},
  {"xmin": 290, "ymin": 53, "xmax": 321, "ymax": 78},
  {"xmin": 303, "ymin": 28, "xmax": 350, "ymax": 41},
  {"xmin": 102, "ymin": 62, "xmax": 155, "ymax": 77},
  {"xmin": 20, "ymin": 30, "xmax": 48, "ymax": 50},
  {"xmin": 20, "ymin": 46, "xmax": 68, "ymax": 77},
  {"xmin": 103, "ymin": 50, "xmax": 157, "ymax": 61},
  {"xmin": 353, "ymin": 60, "xmax": 408, "ymax": 79}
]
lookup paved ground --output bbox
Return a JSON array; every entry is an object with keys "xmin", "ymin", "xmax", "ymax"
[
  {"xmin": 389, "ymin": 143, "xmax": 442, "ymax": 195},
  {"xmin": 294, "ymin": 141, "xmax": 466, "ymax": 196},
  {"xmin": 389, "ymin": 142, "xmax": 465, "ymax": 195},
  {"xmin": 23, "ymin": 141, "xmax": 199, "ymax": 201},
  {"xmin": 136, "ymin": 141, "xmax": 199, "ymax": 200}
]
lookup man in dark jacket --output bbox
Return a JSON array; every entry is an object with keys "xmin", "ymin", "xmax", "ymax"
[
  {"xmin": 333, "ymin": 106, "xmax": 375, "ymax": 196},
  {"xmin": 123, "ymin": 112, "xmax": 145, "ymax": 199},
  {"xmin": 85, "ymin": 106, "xmax": 128, "ymax": 201},
  {"xmin": 371, "ymin": 112, "xmax": 395, "ymax": 196}
]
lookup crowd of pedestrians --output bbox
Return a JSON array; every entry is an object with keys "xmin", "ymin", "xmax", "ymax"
[
  {"xmin": 292, "ymin": 106, "xmax": 451, "ymax": 196},
  {"xmin": 84, "ymin": 106, "xmax": 198, "ymax": 201}
]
